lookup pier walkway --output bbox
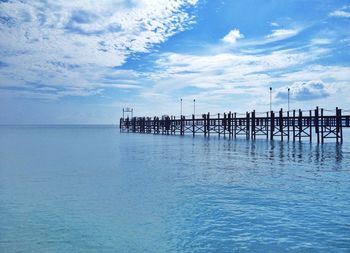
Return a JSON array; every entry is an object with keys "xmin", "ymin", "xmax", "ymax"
[{"xmin": 120, "ymin": 107, "xmax": 350, "ymax": 143}]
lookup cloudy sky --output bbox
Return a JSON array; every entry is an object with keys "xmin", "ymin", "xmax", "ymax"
[{"xmin": 1, "ymin": 0, "xmax": 350, "ymax": 124}]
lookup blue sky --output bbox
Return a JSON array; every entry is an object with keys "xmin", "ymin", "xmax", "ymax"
[{"xmin": 0, "ymin": 0, "xmax": 350, "ymax": 124}]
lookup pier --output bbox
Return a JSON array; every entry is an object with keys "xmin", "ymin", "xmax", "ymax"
[{"xmin": 120, "ymin": 107, "xmax": 350, "ymax": 143}]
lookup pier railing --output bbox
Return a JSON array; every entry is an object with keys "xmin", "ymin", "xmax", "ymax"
[{"xmin": 120, "ymin": 107, "xmax": 350, "ymax": 143}]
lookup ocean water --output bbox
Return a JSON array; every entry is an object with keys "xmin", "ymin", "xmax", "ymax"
[{"xmin": 0, "ymin": 125, "xmax": 350, "ymax": 253}]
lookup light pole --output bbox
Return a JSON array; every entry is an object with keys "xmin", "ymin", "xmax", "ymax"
[
  {"xmin": 269, "ymin": 87, "xmax": 272, "ymax": 111},
  {"xmin": 180, "ymin": 98, "xmax": 183, "ymax": 116},
  {"xmin": 193, "ymin": 99, "xmax": 196, "ymax": 115},
  {"xmin": 288, "ymin": 88, "xmax": 290, "ymax": 111}
]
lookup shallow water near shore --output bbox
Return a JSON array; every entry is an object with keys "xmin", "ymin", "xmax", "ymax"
[{"xmin": 1, "ymin": 125, "xmax": 350, "ymax": 252}]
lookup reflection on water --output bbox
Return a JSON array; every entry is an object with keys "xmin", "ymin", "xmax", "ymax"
[{"xmin": 0, "ymin": 126, "xmax": 349, "ymax": 252}]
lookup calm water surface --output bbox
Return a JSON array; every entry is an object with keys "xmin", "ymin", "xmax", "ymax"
[{"xmin": 0, "ymin": 126, "xmax": 350, "ymax": 252}]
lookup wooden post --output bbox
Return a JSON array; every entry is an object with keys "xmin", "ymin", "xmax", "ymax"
[
  {"xmin": 138, "ymin": 117, "xmax": 141, "ymax": 133},
  {"xmin": 159, "ymin": 117, "xmax": 162, "ymax": 134},
  {"xmin": 234, "ymin": 112, "xmax": 237, "ymax": 139},
  {"xmin": 336, "ymin": 107, "xmax": 339, "ymax": 143},
  {"xmin": 169, "ymin": 115, "xmax": 173, "ymax": 135},
  {"xmin": 150, "ymin": 117, "xmax": 152, "ymax": 134},
  {"xmin": 125, "ymin": 118, "xmax": 129, "ymax": 131},
  {"xmin": 270, "ymin": 111, "xmax": 274, "ymax": 140},
  {"xmin": 128, "ymin": 117, "xmax": 130, "ymax": 132},
  {"xmin": 293, "ymin": 110, "xmax": 296, "ymax": 142},
  {"xmin": 137, "ymin": 118, "xmax": 140, "ymax": 133},
  {"xmin": 168, "ymin": 116, "xmax": 170, "ymax": 134},
  {"xmin": 309, "ymin": 110, "xmax": 312, "ymax": 142},
  {"xmin": 145, "ymin": 117, "xmax": 147, "ymax": 133},
  {"xmin": 207, "ymin": 112, "xmax": 210, "ymax": 137},
  {"xmin": 339, "ymin": 108, "xmax": 343, "ymax": 143},
  {"xmin": 266, "ymin": 112, "xmax": 269, "ymax": 140},
  {"xmin": 228, "ymin": 112, "xmax": 232, "ymax": 138},
  {"xmin": 144, "ymin": 117, "xmax": 146, "ymax": 133},
  {"xmin": 203, "ymin": 114, "xmax": 207, "ymax": 137},
  {"xmin": 135, "ymin": 118, "xmax": 137, "ymax": 133},
  {"xmin": 246, "ymin": 112, "xmax": 250, "ymax": 139},
  {"xmin": 171, "ymin": 116, "xmax": 174, "ymax": 135},
  {"xmin": 181, "ymin": 116, "xmax": 184, "ymax": 135},
  {"xmin": 155, "ymin": 117, "xmax": 157, "ymax": 134},
  {"xmin": 135, "ymin": 117, "xmax": 137, "ymax": 133},
  {"xmin": 140, "ymin": 117, "xmax": 143, "ymax": 133},
  {"xmin": 223, "ymin": 113, "xmax": 227, "ymax": 137},
  {"xmin": 315, "ymin": 107, "xmax": 319, "ymax": 143},
  {"xmin": 287, "ymin": 111, "xmax": 290, "ymax": 141},
  {"xmin": 279, "ymin": 108, "xmax": 283, "ymax": 141},
  {"xmin": 192, "ymin": 114, "xmax": 195, "ymax": 137},
  {"xmin": 218, "ymin": 113, "xmax": 221, "ymax": 137},
  {"xmin": 298, "ymin": 109, "xmax": 302, "ymax": 141},
  {"xmin": 140, "ymin": 117, "xmax": 142, "ymax": 133},
  {"xmin": 157, "ymin": 117, "xmax": 160, "ymax": 134},
  {"xmin": 252, "ymin": 110, "xmax": 256, "ymax": 140},
  {"xmin": 321, "ymin": 108, "xmax": 324, "ymax": 143}
]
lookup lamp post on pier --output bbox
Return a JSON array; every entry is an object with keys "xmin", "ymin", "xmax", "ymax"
[
  {"xmin": 288, "ymin": 87, "xmax": 290, "ymax": 111},
  {"xmin": 180, "ymin": 98, "xmax": 183, "ymax": 116},
  {"xmin": 269, "ymin": 87, "xmax": 272, "ymax": 111},
  {"xmin": 193, "ymin": 99, "xmax": 196, "ymax": 115}
]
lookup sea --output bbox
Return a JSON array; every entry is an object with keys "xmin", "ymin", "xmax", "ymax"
[{"xmin": 0, "ymin": 125, "xmax": 349, "ymax": 252}]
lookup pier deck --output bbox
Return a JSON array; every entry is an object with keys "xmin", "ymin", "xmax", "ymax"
[{"xmin": 120, "ymin": 107, "xmax": 350, "ymax": 143}]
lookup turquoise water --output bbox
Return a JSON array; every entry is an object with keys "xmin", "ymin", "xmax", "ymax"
[{"xmin": 0, "ymin": 126, "xmax": 350, "ymax": 252}]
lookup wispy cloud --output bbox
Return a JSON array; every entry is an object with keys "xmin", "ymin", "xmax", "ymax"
[
  {"xmin": 141, "ymin": 46, "xmax": 331, "ymax": 101},
  {"xmin": 134, "ymin": 40, "xmax": 350, "ymax": 113},
  {"xmin": 310, "ymin": 38, "xmax": 332, "ymax": 45},
  {"xmin": 265, "ymin": 28, "xmax": 301, "ymax": 41},
  {"xmin": 109, "ymin": 84, "xmax": 142, "ymax": 89}
]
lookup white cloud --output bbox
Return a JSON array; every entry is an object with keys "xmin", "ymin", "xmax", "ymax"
[
  {"xmin": 265, "ymin": 28, "xmax": 300, "ymax": 41},
  {"xmin": 275, "ymin": 80, "xmax": 333, "ymax": 101},
  {"xmin": 329, "ymin": 5, "xmax": 350, "ymax": 18},
  {"xmin": 0, "ymin": 0, "xmax": 198, "ymax": 98},
  {"xmin": 310, "ymin": 38, "xmax": 332, "ymax": 45},
  {"xmin": 110, "ymin": 84, "xmax": 142, "ymax": 89},
  {"xmin": 222, "ymin": 29, "xmax": 244, "ymax": 43},
  {"xmin": 330, "ymin": 10, "xmax": 350, "ymax": 17}
]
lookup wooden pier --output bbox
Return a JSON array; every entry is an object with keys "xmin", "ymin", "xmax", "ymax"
[{"xmin": 120, "ymin": 107, "xmax": 350, "ymax": 143}]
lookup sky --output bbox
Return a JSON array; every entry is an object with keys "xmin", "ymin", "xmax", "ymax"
[{"xmin": 0, "ymin": 0, "xmax": 350, "ymax": 124}]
